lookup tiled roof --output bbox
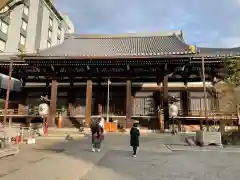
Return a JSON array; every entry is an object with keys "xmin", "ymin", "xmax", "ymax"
[
  {"xmin": 37, "ymin": 32, "xmax": 193, "ymax": 57},
  {"xmin": 196, "ymin": 47, "xmax": 240, "ymax": 57}
]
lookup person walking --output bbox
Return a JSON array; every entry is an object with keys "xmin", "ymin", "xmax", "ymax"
[
  {"xmin": 130, "ymin": 122, "xmax": 140, "ymax": 158},
  {"xmin": 91, "ymin": 118, "xmax": 104, "ymax": 152}
]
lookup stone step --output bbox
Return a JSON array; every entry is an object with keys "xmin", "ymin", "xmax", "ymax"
[
  {"xmin": 47, "ymin": 133, "xmax": 85, "ymax": 137},
  {"xmin": 48, "ymin": 127, "xmax": 81, "ymax": 133},
  {"xmin": 48, "ymin": 128, "xmax": 92, "ymax": 136},
  {"xmin": 34, "ymin": 133, "xmax": 85, "ymax": 140}
]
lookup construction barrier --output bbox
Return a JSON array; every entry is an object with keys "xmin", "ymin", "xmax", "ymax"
[
  {"xmin": 15, "ymin": 133, "xmax": 19, "ymax": 144},
  {"xmin": 104, "ymin": 122, "xmax": 117, "ymax": 132}
]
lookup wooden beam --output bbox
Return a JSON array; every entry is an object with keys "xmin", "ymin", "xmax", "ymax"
[
  {"xmin": 126, "ymin": 79, "xmax": 132, "ymax": 128},
  {"xmin": 163, "ymin": 75, "xmax": 169, "ymax": 130}
]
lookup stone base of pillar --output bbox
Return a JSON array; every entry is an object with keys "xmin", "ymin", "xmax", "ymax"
[{"xmin": 196, "ymin": 131, "xmax": 222, "ymax": 146}]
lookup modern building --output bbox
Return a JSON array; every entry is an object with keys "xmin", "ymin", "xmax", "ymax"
[
  {"xmin": 61, "ymin": 14, "xmax": 74, "ymax": 34},
  {"xmin": 1, "ymin": 31, "xmax": 239, "ymax": 129},
  {"xmin": 0, "ymin": 0, "xmax": 74, "ymax": 53}
]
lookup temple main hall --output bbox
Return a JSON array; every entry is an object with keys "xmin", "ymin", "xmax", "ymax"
[{"xmin": 0, "ymin": 31, "xmax": 239, "ymax": 129}]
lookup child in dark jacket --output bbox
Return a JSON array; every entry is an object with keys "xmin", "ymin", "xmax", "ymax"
[{"xmin": 130, "ymin": 123, "xmax": 140, "ymax": 158}]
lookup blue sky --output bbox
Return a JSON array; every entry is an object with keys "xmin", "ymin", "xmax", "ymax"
[{"xmin": 54, "ymin": 0, "xmax": 240, "ymax": 48}]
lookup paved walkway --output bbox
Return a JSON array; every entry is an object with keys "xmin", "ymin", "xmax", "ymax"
[{"xmin": 0, "ymin": 134, "xmax": 240, "ymax": 180}]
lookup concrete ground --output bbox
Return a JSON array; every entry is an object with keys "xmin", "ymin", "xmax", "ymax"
[{"xmin": 0, "ymin": 134, "xmax": 240, "ymax": 180}]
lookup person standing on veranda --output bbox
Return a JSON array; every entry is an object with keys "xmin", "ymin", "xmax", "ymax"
[{"xmin": 169, "ymin": 98, "xmax": 179, "ymax": 134}]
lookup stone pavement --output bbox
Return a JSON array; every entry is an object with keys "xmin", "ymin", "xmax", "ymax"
[{"xmin": 0, "ymin": 134, "xmax": 240, "ymax": 180}]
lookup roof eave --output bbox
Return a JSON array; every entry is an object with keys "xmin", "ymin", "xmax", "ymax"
[
  {"xmin": 23, "ymin": 54, "xmax": 195, "ymax": 60},
  {"xmin": 45, "ymin": 0, "xmax": 63, "ymax": 21},
  {"xmin": 22, "ymin": 53, "xmax": 240, "ymax": 61}
]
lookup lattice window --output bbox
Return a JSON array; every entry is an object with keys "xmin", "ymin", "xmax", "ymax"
[{"xmin": 134, "ymin": 97, "xmax": 155, "ymax": 116}]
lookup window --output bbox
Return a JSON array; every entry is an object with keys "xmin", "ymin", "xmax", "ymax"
[
  {"xmin": 23, "ymin": 6, "xmax": 29, "ymax": 16},
  {"xmin": 0, "ymin": 20, "xmax": 8, "ymax": 34},
  {"xmin": 47, "ymin": 41, "xmax": 51, "ymax": 48},
  {"xmin": 57, "ymin": 38, "xmax": 60, "ymax": 44},
  {"xmin": 20, "ymin": 35, "xmax": 26, "ymax": 45},
  {"xmin": 58, "ymin": 28, "xmax": 61, "ymax": 37},
  {"xmin": 21, "ymin": 19, "xmax": 28, "ymax": 31},
  {"xmin": 0, "ymin": 39, "xmax": 6, "ymax": 52},
  {"xmin": 48, "ymin": 30, "xmax": 52, "ymax": 39},
  {"xmin": 49, "ymin": 18, "xmax": 53, "ymax": 27}
]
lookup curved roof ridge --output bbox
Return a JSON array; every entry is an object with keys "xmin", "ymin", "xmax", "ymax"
[
  {"xmin": 198, "ymin": 46, "xmax": 240, "ymax": 50},
  {"xmin": 65, "ymin": 30, "xmax": 183, "ymax": 39}
]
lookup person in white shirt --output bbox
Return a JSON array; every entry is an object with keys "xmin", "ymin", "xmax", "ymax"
[{"xmin": 169, "ymin": 98, "xmax": 179, "ymax": 135}]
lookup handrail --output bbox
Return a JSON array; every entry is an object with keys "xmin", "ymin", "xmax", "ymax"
[{"xmin": 0, "ymin": 108, "xmax": 237, "ymax": 121}]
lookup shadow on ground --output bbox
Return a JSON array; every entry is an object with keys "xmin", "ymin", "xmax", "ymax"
[
  {"xmin": 30, "ymin": 134, "xmax": 240, "ymax": 180},
  {"xmin": 32, "ymin": 134, "xmax": 178, "ymax": 179}
]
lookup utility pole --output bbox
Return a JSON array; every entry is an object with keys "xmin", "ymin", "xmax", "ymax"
[
  {"xmin": 106, "ymin": 79, "xmax": 111, "ymax": 122},
  {"xmin": 3, "ymin": 58, "xmax": 13, "ymax": 126},
  {"xmin": 201, "ymin": 56, "xmax": 208, "ymax": 131}
]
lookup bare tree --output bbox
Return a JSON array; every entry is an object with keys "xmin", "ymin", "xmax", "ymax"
[{"xmin": 0, "ymin": 0, "xmax": 26, "ymax": 19}]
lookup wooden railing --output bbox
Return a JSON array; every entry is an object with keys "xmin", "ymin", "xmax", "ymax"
[{"xmin": 0, "ymin": 108, "xmax": 237, "ymax": 123}]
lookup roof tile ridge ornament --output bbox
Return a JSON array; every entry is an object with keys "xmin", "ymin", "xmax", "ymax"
[
  {"xmin": 174, "ymin": 30, "xmax": 185, "ymax": 42},
  {"xmin": 188, "ymin": 45, "xmax": 198, "ymax": 54}
]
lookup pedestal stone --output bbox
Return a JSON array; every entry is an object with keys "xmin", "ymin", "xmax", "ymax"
[{"xmin": 196, "ymin": 131, "xmax": 222, "ymax": 146}]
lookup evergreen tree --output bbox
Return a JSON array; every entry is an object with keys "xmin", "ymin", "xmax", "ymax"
[
  {"xmin": 217, "ymin": 57, "xmax": 240, "ymax": 113},
  {"xmin": 223, "ymin": 58, "xmax": 240, "ymax": 87}
]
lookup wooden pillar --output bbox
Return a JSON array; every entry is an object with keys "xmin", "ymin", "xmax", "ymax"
[
  {"xmin": 97, "ymin": 82, "xmax": 103, "ymax": 115},
  {"xmin": 181, "ymin": 90, "xmax": 189, "ymax": 116},
  {"xmin": 85, "ymin": 79, "xmax": 92, "ymax": 127},
  {"xmin": 49, "ymin": 79, "xmax": 57, "ymax": 126},
  {"xmin": 126, "ymin": 79, "xmax": 132, "ymax": 128},
  {"xmin": 163, "ymin": 75, "xmax": 169, "ymax": 130},
  {"xmin": 156, "ymin": 89, "xmax": 164, "ymax": 131}
]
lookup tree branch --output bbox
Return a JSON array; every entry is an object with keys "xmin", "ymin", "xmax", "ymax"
[{"xmin": 0, "ymin": 0, "xmax": 26, "ymax": 18}]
